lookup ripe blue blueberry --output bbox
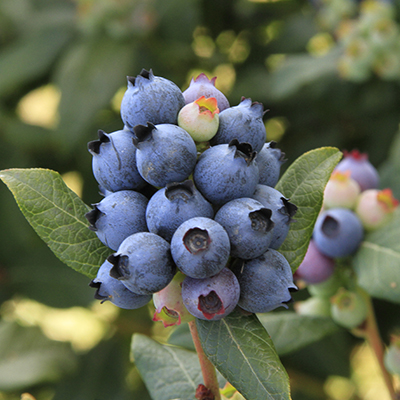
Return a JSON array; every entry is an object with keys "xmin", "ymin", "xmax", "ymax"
[
  {"xmin": 313, "ymin": 208, "xmax": 364, "ymax": 258},
  {"xmin": 181, "ymin": 268, "xmax": 240, "ymax": 321},
  {"xmin": 108, "ymin": 232, "xmax": 176, "ymax": 295},
  {"xmin": 257, "ymin": 141, "xmax": 287, "ymax": 187},
  {"xmin": 89, "ymin": 260, "xmax": 151, "ymax": 309},
  {"xmin": 251, "ymin": 184, "xmax": 297, "ymax": 249},
  {"xmin": 214, "ymin": 197, "xmax": 274, "ymax": 260},
  {"xmin": 232, "ymin": 249, "xmax": 297, "ymax": 313},
  {"xmin": 146, "ymin": 180, "xmax": 214, "ymax": 242},
  {"xmin": 133, "ymin": 122, "xmax": 197, "ymax": 188},
  {"xmin": 85, "ymin": 190, "xmax": 148, "ymax": 251},
  {"xmin": 210, "ymin": 97, "xmax": 267, "ymax": 153},
  {"xmin": 120, "ymin": 69, "xmax": 185, "ymax": 130},
  {"xmin": 170, "ymin": 217, "xmax": 230, "ymax": 279},
  {"xmin": 88, "ymin": 129, "xmax": 146, "ymax": 192},
  {"xmin": 193, "ymin": 139, "xmax": 259, "ymax": 206},
  {"xmin": 334, "ymin": 149, "xmax": 379, "ymax": 192}
]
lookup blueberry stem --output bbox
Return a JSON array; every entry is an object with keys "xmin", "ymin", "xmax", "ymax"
[
  {"xmin": 353, "ymin": 291, "xmax": 397, "ymax": 400},
  {"xmin": 189, "ymin": 320, "xmax": 221, "ymax": 400}
]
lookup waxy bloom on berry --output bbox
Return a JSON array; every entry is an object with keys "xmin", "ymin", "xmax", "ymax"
[{"xmin": 178, "ymin": 96, "xmax": 220, "ymax": 142}]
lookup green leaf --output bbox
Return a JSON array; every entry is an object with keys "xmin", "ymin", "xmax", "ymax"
[
  {"xmin": 168, "ymin": 323, "xmax": 195, "ymax": 352},
  {"xmin": 353, "ymin": 209, "xmax": 400, "ymax": 304},
  {"xmin": 0, "ymin": 168, "xmax": 111, "ymax": 278},
  {"xmin": 196, "ymin": 310, "xmax": 291, "ymax": 400},
  {"xmin": 0, "ymin": 320, "xmax": 77, "ymax": 391},
  {"xmin": 258, "ymin": 312, "xmax": 338, "ymax": 356},
  {"xmin": 275, "ymin": 147, "xmax": 342, "ymax": 271},
  {"xmin": 131, "ymin": 334, "xmax": 226, "ymax": 400}
]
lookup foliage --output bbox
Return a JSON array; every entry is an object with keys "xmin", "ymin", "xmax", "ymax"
[{"xmin": 1, "ymin": 0, "xmax": 400, "ymax": 399}]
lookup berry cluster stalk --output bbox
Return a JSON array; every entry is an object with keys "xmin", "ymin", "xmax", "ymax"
[
  {"xmin": 189, "ymin": 320, "xmax": 222, "ymax": 400},
  {"xmin": 354, "ymin": 293, "xmax": 397, "ymax": 400}
]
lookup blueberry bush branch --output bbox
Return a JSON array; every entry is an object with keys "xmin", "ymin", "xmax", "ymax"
[{"xmin": 189, "ymin": 320, "xmax": 221, "ymax": 400}]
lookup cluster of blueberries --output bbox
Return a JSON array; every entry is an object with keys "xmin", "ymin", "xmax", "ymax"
[
  {"xmin": 295, "ymin": 150, "xmax": 399, "ymax": 328},
  {"xmin": 86, "ymin": 69, "xmax": 299, "ymax": 323}
]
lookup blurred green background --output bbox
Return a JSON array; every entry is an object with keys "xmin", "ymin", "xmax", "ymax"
[{"xmin": 1, "ymin": 0, "xmax": 400, "ymax": 399}]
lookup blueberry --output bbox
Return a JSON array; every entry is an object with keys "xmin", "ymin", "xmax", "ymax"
[
  {"xmin": 313, "ymin": 208, "xmax": 364, "ymax": 258},
  {"xmin": 170, "ymin": 217, "xmax": 230, "ymax": 279},
  {"xmin": 133, "ymin": 122, "xmax": 197, "ymax": 188},
  {"xmin": 210, "ymin": 97, "xmax": 267, "ymax": 153},
  {"xmin": 330, "ymin": 287, "xmax": 368, "ymax": 329},
  {"xmin": 193, "ymin": 139, "xmax": 259, "ymax": 206},
  {"xmin": 89, "ymin": 260, "xmax": 151, "ymax": 309},
  {"xmin": 334, "ymin": 149, "xmax": 379, "ymax": 191},
  {"xmin": 181, "ymin": 268, "xmax": 240, "ymax": 321},
  {"xmin": 177, "ymin": 96, "xmax": 220, "ymax": 142},
  {"xmin": 145, "ymin": 180, "xmax": 214, "ymax": 242},
  {"xmin": 251, "ymin": 184, "xmax": 297, "ymax": 249},
  {"xmin": 152, "ymin": 271, "xmax": 194, "ymax": 327},
  {"xmin": 85, "ymin": 190, "xmax": 148, "ymax": 251},
  {"xmin": 214, "ymin": 197, "xmax": 274, "ymax": 260},
  {"xmin": 232, "ymin": 249, "xmax": 298, "ymax": 314},
  {"xmin": 294, "ymin": 239, "xmax": 335, "ymax": 284},
  {"xmin": 182, "ymin": 73, "xmax": 230, "ymax": 111},
  {"xmin": 88, "ymin": 129, "xmax": 146, "ymax": 192},
  {"xmin": 108, "ymin": 232, "xmax": 176, "ymax": 295},
  {"xmin": 120, "ymin": 69, "xmax": 185, "ymax": 130},
  {"xmin": 256, "ymin": 141, "xmax": 287, "ymax": 187},
  {"xmin": 323, "ymin": 170, "xmax": 361, "ymax": 210},
  {"xmin": 355, "ymin": 188, "xmax": 399, "ymax": 231}
]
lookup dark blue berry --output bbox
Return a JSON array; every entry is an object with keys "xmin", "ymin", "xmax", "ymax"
[
  {"xmin": 88, "ymin": 129, "xmax": 146, "ymax": 192},
  {"xmin": 214, "ymin": 197, "xmax": 274, "ymax": 259},
  {"xmin": 85, "ymin": 190, "xmax": 148, "ymax": 251},
  {"xmin": 146, "ymin": 180, "xmax": 214, "ymax": 242},
  {"xmin": 232, "ymin": 249, "xmax": 297, "ymax": 313},
  {"xmin": 133, "ymin": 123, "xmax": 197, "ymax": 188},
  {"xmin": 252, "ymin": 184, "xmax": 297, "ymax": 249},
  {"xmin": 108, "ymin": 232, "xmax": 176, "ymax": 295},
  {"xmin": 170, "ymin": 217, "xmax": 230, "ymax": 279},
  {"xmin": 89, "ymin": 260, "xmax": 151, "ymax": 309},
  {"xmin": 120, "ymin": 69, "xmax": 185, "ymax": 130},
  {"xmin": 193, "ymin": 139, "xmax": 259, "ymax": 206}
]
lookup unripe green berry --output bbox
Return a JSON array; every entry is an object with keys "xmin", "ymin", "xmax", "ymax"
[{"xmin": 330, "ymin": 287, "xmax": 368, "ymax": 329}]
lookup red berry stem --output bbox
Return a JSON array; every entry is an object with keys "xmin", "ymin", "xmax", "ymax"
[
  {"xmin": 189, "ymin": 320, "xmax": 221, "ymax": 400},
  {"xmin": 354, "ymin": 292, "xmax": 397, "ymax": 400}
]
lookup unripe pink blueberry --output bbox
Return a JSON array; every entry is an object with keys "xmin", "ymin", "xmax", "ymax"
[
  {"xmin": 183, "ymin": 73, "xmax": 230, "ymax": 111},
  {"xmin": 355, "ymin": 188, "xmax": 399, "ymax": 231},
  {"xmin": 323, "ymin": 170, "xmax": 361, "ymax": 210},
  {"xmin": 330, "ymin": 287, "xmax": 368, "ymax": 329},
  {"xmin": 152, "ymin": 272, "xmax": 194, "ymax": 327},
  {"xmin": 295, "ymin": 239, "xmax": 335, "ymax": 284},
  {"xmin": 177, "ymin": 96, "xmax": 220, "ymax": 142},
  {"xmin": 334, "ymin": 150, "xmax": 379, "ymax": 192}
]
